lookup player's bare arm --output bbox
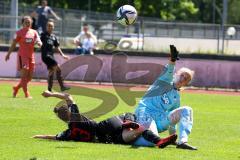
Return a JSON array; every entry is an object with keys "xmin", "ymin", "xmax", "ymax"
[
  {"xmin": 5, "ymin": 39, "xmax": 17, "ymax": 61},
  {"xmin": 32, "ymin": 135, "xmax": 56, "ymax": 140},
  {"xmin": 50, "ymin": 10, "xmax": 61, "ymax": 20},
  {"xmin": 56, "ymin": 47, "xmax": 69, "ymax": 60},
  {"xmin": 42, "ymin": 90, "xmax": 74, "ymax": 105}
]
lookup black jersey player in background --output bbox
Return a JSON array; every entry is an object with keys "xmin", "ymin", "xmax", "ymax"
[
  {"xmin": 33, "ymin": 90, "xmax": 177, "ymax": 148},
  {"xmin": 40, "ymin": 20, "xmax": 70, "ymax": 92}
]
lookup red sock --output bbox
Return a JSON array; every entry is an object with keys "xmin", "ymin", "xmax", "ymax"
[
  {"xmin": 21, "ymin": 77, "xmax": 30, "ymax": 97},
  {"xmin": 13, "ymin": 79, "xmax": 23, "ymax": 97},
  {"xmin": 26, "ymin": 78, "xmax": 32, "ymax": 97}
]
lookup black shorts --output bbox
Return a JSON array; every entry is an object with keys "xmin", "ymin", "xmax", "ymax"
[
  {"xmin": 42, "ymin": 55, "xmax": 58, "ymax": 69},
  {"xmin": 96, "ymin": 113, "xmax": 136, "ymax": 144},
  {"xmin": 96, "ymin": 116, "xmax": 126, "ymax": 144}
]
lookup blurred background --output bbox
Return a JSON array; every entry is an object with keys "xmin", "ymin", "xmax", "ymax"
[
  {"xmin": 1, "ymin": 0, "xmax": 240, "ymax": 54},
  {"xmin": 0, "ymin": 0, "xmax": 240, "ymax": 89}
]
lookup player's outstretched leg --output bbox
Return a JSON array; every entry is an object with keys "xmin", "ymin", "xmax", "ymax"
[
  {"xmin": 168, "ymin": 106, "xmax": 197, "ymax": 150},
  {"xmin": 22, "ymin": 77, "xmax": 31, "ymax": 98},
  {"xmin": 141, "ymin": 130, "xmax": 177, "ymax": 148}
]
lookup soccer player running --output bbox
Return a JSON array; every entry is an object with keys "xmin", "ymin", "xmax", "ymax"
[
  {"xmin": 31, "ymin": 0, "xmax": 61, "ymax": 33},
  {"xmin": 33, "ymin": 91, "xmax": 177, "ymax": 148},
  {"xmin": 5, "ymin": 16, "xmax": 42, "ymax": 98},
  {"xmin": 134, "ymin": 45, "xmax": 197, "ymax": 150},
  {"xmin": 40, "ymin": 20, "xmax": 70, "ymax": 92}
]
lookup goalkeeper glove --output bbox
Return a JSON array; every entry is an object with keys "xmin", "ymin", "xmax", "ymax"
[{"xmin": 170, "ymin": 45, "xmax": 180, "ymax": 62}]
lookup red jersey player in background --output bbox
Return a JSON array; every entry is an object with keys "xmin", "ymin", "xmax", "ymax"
[{"xmin": 5, "ymin": 16, "xmax": 42, "ymax": 98}]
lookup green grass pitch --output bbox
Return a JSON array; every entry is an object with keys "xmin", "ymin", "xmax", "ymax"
[{"xmin": 0, "ymin": 82, "xmax": 239, "ymax": 160}]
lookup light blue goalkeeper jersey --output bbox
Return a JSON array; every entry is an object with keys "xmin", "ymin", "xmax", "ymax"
[{"xmin": 135, "ymin": 63, "xmax": 180, "ymax": 132}]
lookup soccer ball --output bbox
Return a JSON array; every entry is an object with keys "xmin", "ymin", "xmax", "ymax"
[{"xmin": 116, "ymin": 5, "xmax": 137, "ymax": 26}]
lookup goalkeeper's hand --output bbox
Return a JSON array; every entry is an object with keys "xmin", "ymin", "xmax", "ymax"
[{"xmin": 170, "ymin": 45, "xmax": 180, "ymax": 62}]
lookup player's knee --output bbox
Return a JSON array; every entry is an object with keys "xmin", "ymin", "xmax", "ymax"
[
  {"xmin": 180, "ymin": 106, "xmax": 193, "ymax": 120},
  {"xmin": 55, "ymin": 65, "xmax": 61, "ymax": 71},
  {"xmin": 181, "ymin": 106, "xmax": 192, "ymax": 113}
]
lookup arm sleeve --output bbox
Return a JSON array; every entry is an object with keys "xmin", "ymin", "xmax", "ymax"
[
  {"xmin": 14, "ymin": 32, "xmax": 21, "ymax": 42},
  {"xmin": 68, "ymin": 104, "xmax": 80, "ymax": 114},
  {"xmin": 54, "ymin": 36, "xmax": 60, "ymax": 47},
  {"xmin": 158, "ymin": 63, "xmax": 175, "ymax": 84},
  {"xmin": 56, "ymin": 129, "xmax": 71, "ymax": 141}
]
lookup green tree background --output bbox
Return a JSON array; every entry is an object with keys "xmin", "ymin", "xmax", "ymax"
[{"xmin": 5, "ymin": 0, "xmax": 240, "ymax": 24}]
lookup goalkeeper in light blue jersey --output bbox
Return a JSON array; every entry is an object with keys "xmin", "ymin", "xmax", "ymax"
[{"xmin": 134, "ymin": 45, "xmax": 197, "ymax": 150}]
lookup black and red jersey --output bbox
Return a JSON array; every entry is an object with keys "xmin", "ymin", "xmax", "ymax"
[{"xmin": 55, "ymin": 103, "xmax": 136, "ymax": 144}]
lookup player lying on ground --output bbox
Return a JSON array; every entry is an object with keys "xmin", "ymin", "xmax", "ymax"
[
  {"xmin": 33, "ymin": 91, "xmax": 177, "ymax": 148},
  {"xmin": 40, "ymin": 20, "xmax": 70, "ymax": 92},
  {"xmin": 5, "ymin": 16, "xmax": 42, "ymax": 98},
  {"xmin": 134, "ymin": 45, "xmax": 197, "ymax": 150}
]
